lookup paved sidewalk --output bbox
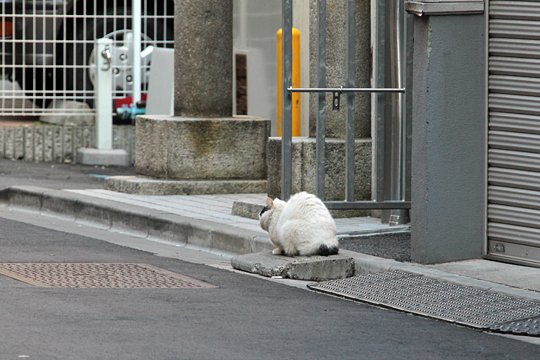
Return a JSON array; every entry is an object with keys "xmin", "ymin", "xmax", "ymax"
[{"xmin": 68, "ymin": 189, "xmax": 406, "ymax": 236}]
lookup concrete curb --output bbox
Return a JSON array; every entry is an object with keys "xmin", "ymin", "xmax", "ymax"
[{"xmin": 0, "ymin": 185, "xmax": 272, "ymax": 256}]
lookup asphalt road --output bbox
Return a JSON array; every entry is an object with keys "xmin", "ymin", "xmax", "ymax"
[{"xmin": 0, "ymin": 215, "xmax": 538, "ymax": 359}]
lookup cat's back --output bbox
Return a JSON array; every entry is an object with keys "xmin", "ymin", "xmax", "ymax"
[{"xmin": 281, "ymin": 192, "xmax": 332, "ymax": 221}]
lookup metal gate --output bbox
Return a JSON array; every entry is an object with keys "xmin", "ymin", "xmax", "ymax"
[
  {"xmin": 0, "ymin": 0, "xmax": 174, "ymax": 116},
  {"xmin": 487, "ymin": 0, "xmax": 540, "ymax": 266},
  {"xmin": 280, "ymin": 0, "xmax": 410, "ymax": 215}
]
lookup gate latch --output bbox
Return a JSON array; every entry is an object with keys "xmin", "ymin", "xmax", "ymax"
[
  {"xmin": 101, "ymin": 46, "xmax": 112, "ymax": 71},
  {"xmin": 332, "ymin": 86, "xmax": 343, "ymax": 111}
]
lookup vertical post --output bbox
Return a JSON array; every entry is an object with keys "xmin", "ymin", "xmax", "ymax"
[
  {"xmin": 372, "ymin": 0, "xmax": 386, "ymax": 204},
  {"xmin": 132, "ymin": 0, "xmax": 142, "ymax": 105},
  {"xmin": 95, "ymin": 38, "xmax": 113, "ymax": 150},
  {"xmin": 389, "ymin": 0, "xmax": 409, "ymax": 225},
  {"xmin": 281, "ymin": 0, "xmax": 293, "ymax": 200},
  {"xmin": 316, "ymin": 0, "xmax": 327, "ymax": 199},
  {"xmin": 395, "ymin": 0, "xmax": 404, "ymax": 201},
  {"xmin": 345, "ymin": 0, "xmax": 356, "ymax": 201},
  {"xmin": 398, "ymin": 0, "xmax": 407, "ymax": 202}
]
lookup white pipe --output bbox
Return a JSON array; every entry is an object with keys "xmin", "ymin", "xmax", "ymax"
[
  {"xmin": 133, "ymin": 0, "xmax": 142, "ymax": 105},
  {"xmin": 95, "ymin": 38, "xmax": 113, "ymax": 150}
]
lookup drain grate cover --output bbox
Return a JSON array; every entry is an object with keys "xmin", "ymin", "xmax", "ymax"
[
  {"xmin": 490, "ymin": 316, "xmax": 540, "ymax": 336},
  {"xmin": 0, "ymin": 263, "xmax": 216, "ymax": 289},
  {"xmin": 308, "ymin": 270, "xmax": 540, "ymax": 336}
]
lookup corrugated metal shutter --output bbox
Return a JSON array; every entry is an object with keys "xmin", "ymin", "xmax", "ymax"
[{"xmin": 488, "ymin": 1, "xmax": 540, "ymax": 266}]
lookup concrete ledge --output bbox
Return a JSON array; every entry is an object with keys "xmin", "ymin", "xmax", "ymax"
[
  {"xmin": 232, "ymin": 198, "xmax": 380, "ymax": 219},
  {"xmin": 231, "ymin": 251, "xmax": 355, "ymax": 281},
  {"xmin": 405, "ymin": 1, "xmax": 484, "ymax": 16},
  {"xmin": 105, "ymin": 176, "xmax": 267, "ymax": 195},
  {"xmin": 76, "ymin": 148, "xmax": 130, "ymax": 167}
]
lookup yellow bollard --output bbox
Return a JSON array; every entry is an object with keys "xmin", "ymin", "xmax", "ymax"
[{"xmin": 276, "ymin": 28, "xmax": 301, "ymax": 137}]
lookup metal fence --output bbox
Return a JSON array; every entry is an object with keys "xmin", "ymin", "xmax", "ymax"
[
  {"xmin": 0, "ymin": 0, "xmax": 174, "ymax": 116},
  {"xmin": 280, "ymin": 0, "xmax": 411, "ymax": 213}
]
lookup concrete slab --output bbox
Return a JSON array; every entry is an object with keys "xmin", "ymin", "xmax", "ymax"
[
  {"xmin": 76, "ymin": 148, "xmax": 130, "ymax": 167},
  {"xmin": 231, "ymin": 251, "xmax": 355, "ymax": 281},
  {"xmin": 430, "ymin": 259, "xmax": 540, "ymax": 293}
]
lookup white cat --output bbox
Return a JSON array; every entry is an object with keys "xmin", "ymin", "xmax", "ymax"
[{"xmin": 259, "ymin": 191, "xmax": 339, "ymax": 257}]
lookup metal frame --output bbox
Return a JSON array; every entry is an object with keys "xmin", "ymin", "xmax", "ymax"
[
  {"xmin": 483, "ymin": 0, "xmax": 490, "ymax": 258},
  {"xmin": 281, "ymin": 0, "xmax": 410, "ymax": 211}
]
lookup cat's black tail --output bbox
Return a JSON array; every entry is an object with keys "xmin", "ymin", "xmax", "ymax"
[{"xmin": 317, "ymin": 244, "xmax": 339, "ymax": 256}]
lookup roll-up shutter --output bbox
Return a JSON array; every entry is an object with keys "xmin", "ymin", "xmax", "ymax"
[{"xmin": 487, "ymin": 1, "xmax": 540, "ymax": 266}]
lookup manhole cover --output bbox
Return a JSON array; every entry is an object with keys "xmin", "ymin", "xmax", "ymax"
[
  {"xmin": 0, "ymin": 263, "xmax": 216, "ymax": 289},
  {"xmin": 308, "ymin": 270, "xmax": 540, "ymax": 336}
]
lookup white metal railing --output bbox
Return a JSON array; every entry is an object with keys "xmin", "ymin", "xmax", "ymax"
[{"xmin": 0, "ymin": 0, "xmax": 174, "ymax": 117}]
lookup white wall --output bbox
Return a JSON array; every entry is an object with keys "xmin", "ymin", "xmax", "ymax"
[{"xmin": 233, "ymin": 0, "xmax": 310, "ymax": 136}]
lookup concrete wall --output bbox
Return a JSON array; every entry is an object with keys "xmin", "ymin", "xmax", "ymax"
[
  {"xmin": 410, "ymin": 14, "xmax": 486, "ymax": 264},
  {"xmin": 0, "ymin": 125, "xmax": 134, "ymax": 164}
]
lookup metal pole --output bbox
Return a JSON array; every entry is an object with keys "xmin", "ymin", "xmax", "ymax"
[
  {"xmin": 316, "ymin": 0, "xmax": 327, "ymax": 199},
  {"xmin": 396, "ymin": 0, "xmax": 404, "ymax": 201},
  {"xmin": 399, "ymin": 0, "xmax": 407, "ymax": 202},
  {"xmin": 388, "ymin": 0, "xmax": 409, "ymax": 225},
  {"xmin": 132, "ymin": 0, "xmax": 142, "ymax": 105},
  {"xmin": 95, "ymin": 38, "xmax": 113, "ymax": 150},
  {"xmin": 345, "ymin": 0, "xmax": 356, "ymax": 202},
  {"xmin": 288, "ymin": 87, "xmax": 404, "ymax": 93},
  {"xmin": 281, "ymin": 0, "xmax": 293, "ymax": 200}
]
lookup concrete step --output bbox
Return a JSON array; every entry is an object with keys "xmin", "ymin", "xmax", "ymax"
[{"xmin": 231, "ymin": 251, "xmax": 355, "ymax": 281}]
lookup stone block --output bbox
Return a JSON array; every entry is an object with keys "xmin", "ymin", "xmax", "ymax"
[
  {"xmin": 266, "ymin": 137, "xmax": 371, "ymax": 201},
  {"xmin": 231, "ymin": 200, "xmax": 261, "ymax": 220},
  {"xmin": 76, "ymin": 148, "xmax": 130, "ymax": 167},
  {"xmin": 231, "ymin": 251, "xmax": 355, "ymax": 281},
  {"xmin": 135, "ymin": 115, "xmax": 270, "ymax": 180}
]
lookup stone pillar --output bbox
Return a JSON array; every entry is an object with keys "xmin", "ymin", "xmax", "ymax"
[
  {"xmin": 407, "ymin": 2, "xmax": 485, "ymax": 263},
  {"xmin": 308, "ymin": 0, "xmax": 371, "ymax": 139},
  {"xmin": 174, "ymin": 0, "xmax": 233, "ymax": 118},
  {"xmin": 106, "ymin": 0, "xmax": 270, "ymax": 195}
]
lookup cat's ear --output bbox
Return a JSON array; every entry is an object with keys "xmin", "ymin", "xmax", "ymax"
[{"xmin": 266, "ymin": 197, "xmax": 274, "ymax": 208}]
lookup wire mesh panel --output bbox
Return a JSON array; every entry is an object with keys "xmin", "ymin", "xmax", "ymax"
[{"xmin": 0, "ymin": 0, "xmax": 174, "ymax": 117}]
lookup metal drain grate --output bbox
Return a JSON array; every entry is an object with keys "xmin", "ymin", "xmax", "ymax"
[
  {"xmin": 308, "ymin": 270, "xmax": 540, "ymax": 336},
  {"xmin": 490, "ymin": 316, "xmax": 540, "ymax": 336},
  {"xmin": 0, "ymin": 263, "xmax": 216, "ymax": 289}
]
